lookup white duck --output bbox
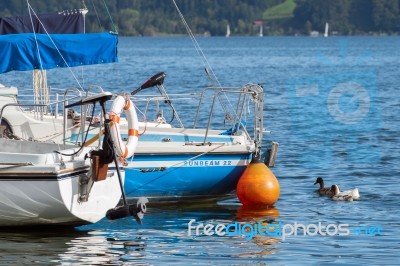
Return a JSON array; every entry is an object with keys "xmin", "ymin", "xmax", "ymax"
[
  {"xmin": 340, "ymin": 187, "xmax": 360, "ymax": 200},
  {"xmin": 330, "ymin": 185, "xmax": 360, "ymax": 201}
]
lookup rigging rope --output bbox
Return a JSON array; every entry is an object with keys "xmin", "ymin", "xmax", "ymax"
[
  {"xmin": 171, "ymin": 0, "xmax": 238, "ymax": 124},
  {"xmin": 171, "ymin": 0, "xmax": 221, "ymax": 88},
  {"xmin": 26, "ymin": 1, "xmax": 85, "ymax": 91},
  {"xmin": 90, "ymin": 0, "xmax": 103, "ymax": 32},
  {"xmin": 27, "ymin": 1, "xmax": 49, "ymax": 114},
  {"xmin": 102, "ymin": 0, "xmax": 118, "ymax": 33},
  {"xmin": 32, "ymin": 69, "xmax": 49, "ymax": 114}
]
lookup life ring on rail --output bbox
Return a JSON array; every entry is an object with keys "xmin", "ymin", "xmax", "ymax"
[{"xmin": 109, "ymin": 95, "xmax": 139, "ymax": 160}]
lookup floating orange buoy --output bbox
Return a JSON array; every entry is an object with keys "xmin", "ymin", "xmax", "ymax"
[{"xmin": 236, "ymin": 160, "xmax": 280, "ymax": 206}]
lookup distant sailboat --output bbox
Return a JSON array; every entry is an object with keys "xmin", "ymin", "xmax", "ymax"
[
  {"xmin": 226, "ymin": 24, "xmax": 231, "ymax": 37},
  {"xmin": 324, "ymin": 22, "xmax": 329, "ymax": 37},
  {"xmin": 253, "ymin": 20, "xmax": 264, "ymax": 37}
]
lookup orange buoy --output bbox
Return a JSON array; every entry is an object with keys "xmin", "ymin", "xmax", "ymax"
[{"xmin": 236, "ymin": 159, "xmax": 280, "ymax": 206}]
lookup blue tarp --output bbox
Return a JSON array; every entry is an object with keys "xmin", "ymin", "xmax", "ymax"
[{"xmin": 0, "ymin": 32, "xmax": 118, "ymax": 73}]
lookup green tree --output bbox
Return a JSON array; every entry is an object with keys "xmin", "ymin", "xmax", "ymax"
[
  {"xmin": 372, "ymin": 0, "xmax": 400, "ymax": 32},
  {"xmin": 1, "ymin": 0, "xmax": 400, "ymax": 36},
  {"xmin": 118, "ymin": 8, "xmax": 139, "ymax": 35}
]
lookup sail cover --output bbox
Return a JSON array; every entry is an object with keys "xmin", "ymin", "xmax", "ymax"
[
  {"xmin": 0, "ymin": 10, "xmax": 85, "ymax": 34},
  {"xmin": 0, "ymin": 32, "xmax": 118, "ymax": 73}
]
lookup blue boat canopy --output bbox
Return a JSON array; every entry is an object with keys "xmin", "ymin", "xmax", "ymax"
[{"xmin": 0, "ymin": 32, "xmax": 118, "ymax": 74}]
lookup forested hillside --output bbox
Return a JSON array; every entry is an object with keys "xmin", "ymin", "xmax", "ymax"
[{"xmin": 0, "ymin": 0, "xmax": 399, "ymax": 36}]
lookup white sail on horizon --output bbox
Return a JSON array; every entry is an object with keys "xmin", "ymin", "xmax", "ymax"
[
  {"xmin": 226, "ymin": 24, "xmax": 231, "ymax": 37},
  {"xmin": 324, "ymin": 22, "xmax": 329, "ymax": 37}
]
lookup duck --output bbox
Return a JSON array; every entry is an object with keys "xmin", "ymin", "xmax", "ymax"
[
  {"xmin": 338, "ymin": 187, "xmax": 360, "ymax": 200},
  {"xmin": 313, "ymin": 177, "xmax": 333, "ymax": 196},
  {"xmin": 330, "ymin": 185, "xmax": 360, "ymax": 201}
]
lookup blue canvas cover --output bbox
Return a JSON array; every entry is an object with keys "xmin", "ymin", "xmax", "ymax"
[{"xmin": 0, "ymin": 32, "xmax": 118, "ymax": 73}]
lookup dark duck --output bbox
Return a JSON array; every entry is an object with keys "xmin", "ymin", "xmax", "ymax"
[{"xmin": 313, "ymin": 177, "xmax": 333, "ymax": 196}]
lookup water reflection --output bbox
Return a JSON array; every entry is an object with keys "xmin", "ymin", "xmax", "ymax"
[
  {"xmin": 0, "ymin": 225, "xmax": 149, "ymax": 265},
  {"xmin": 234, "ymin": 205, "xmax": 281, "ymax": 257},
  {"xmin": 236, "ymin": 205, "xmax": 280, "ymax": 221},
  {"xmin": 57, "ymin": 202, "xmax": 283, "ymax": 264},
  {"xmin": 0, "ymin": 227, "xmax": 91, "ymax": 265},
  {"xmin": 60, "ymin": 233, "xmax": 120, "ymax": 265}
]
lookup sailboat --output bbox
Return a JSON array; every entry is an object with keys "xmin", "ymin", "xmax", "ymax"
[
  {"xmin": 0, "ymin": 2, "xmax": 277, "ymax": 204},
  {"xmin": 259, "ymin": 24, "xmax": 263, "ymax": 37},
  {"xmin": 226, "ymin": 24, "xmax": 231, "ymax": 37},
  {"xmin": 0, "ymin": 6, "xmax": 148, "ymax": 226},
  {"xmin": 324, "ymin": 22, "xmax": 329, "ymax": 37}
]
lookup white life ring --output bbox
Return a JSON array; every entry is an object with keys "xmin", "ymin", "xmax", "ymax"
[{"xmin": 109, "ymin": 95, "xmax": 139, "ymax": 159}]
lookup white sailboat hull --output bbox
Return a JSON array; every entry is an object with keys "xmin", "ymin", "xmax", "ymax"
[{"xmin": 0, "ymin": 139, "xmax": 123, "ymax": 227}]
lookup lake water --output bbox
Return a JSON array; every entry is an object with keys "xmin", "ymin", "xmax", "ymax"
[{"xmin": 0, "ymin": 36, "xmax": 399, "ymax": 265}]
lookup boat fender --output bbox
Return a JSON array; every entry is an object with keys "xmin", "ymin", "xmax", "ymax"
[{"xmin": 109, "ymin": 95, "xmax": 139, "ymax": 160}]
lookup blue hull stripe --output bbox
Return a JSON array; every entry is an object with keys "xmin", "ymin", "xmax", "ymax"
[{"xmin": 123, "ymin": 153, "xmax": 251, "ymax": 199}]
